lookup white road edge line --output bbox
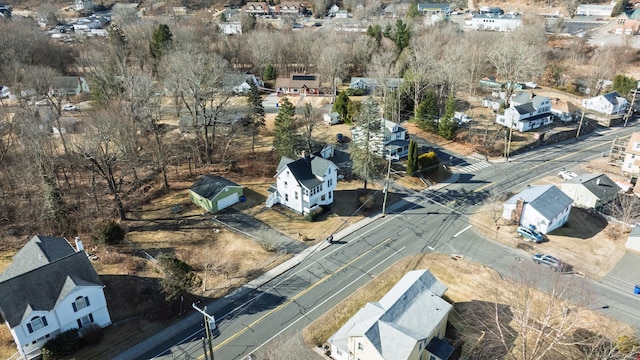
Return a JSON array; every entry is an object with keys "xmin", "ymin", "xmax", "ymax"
[
  {"xmin": 251, "ymin": 246, "xmax": 407, "ymax": 355},
  {"xmin": 453, "ymin": 225, "xmax": 472, "ymax": 238}
]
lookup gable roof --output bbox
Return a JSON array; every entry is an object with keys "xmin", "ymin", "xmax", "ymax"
[
  {"xmin": 0, "ymin": 237, "xmax": 103, "ymax": 328},
  {"xmin": 565, "ymin": 173, "xmax": 618, "ymax": 200},
  {"xmin": 602, "ymin": 91, "xmax": 625, "ymax": 106},
  {"xmin": 350, "ymin": 77, "xmax": 404, "ymax": 89},
  {"xmin": 330, "ymin": 270, "xmax": 452, "ymax": 359},
  {"xmin": 277, "ymin": 155, "xmax": 336, "ymax": 189},
  {"xmin": 505, "ymin": 185, "xmax": 573, "ymax": 221},
  {"xmin": 190, "ymin": 175, "xmax": 241, "ymax": 200},
  {"xmin": 622, "ymin": 8, "xmax": 640, "ymax": 19},
  {"xmin": 275, "ymin": 74, "xmax": 321, "ymax": 90}
]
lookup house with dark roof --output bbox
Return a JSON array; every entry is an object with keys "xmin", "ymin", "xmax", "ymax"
[
  {"xmin": 266, "ymin": 154, "xmax": 338, "ymax": 214},
  {"xmin": 615, "ymin": 9, "xmax": 640, "ymax": 35},
  {"xmin": 274, "ymin": 74, "xmax": 321, "ymax": 96},
  {"xmin": 560, "ymin": 173, "xmax": 619, "ymax": 210},
  {"xmin": 190, "ymin": 175, "xmax": 244, "ymax": 213},
  {"xmin": 351, "ymin": 118, "xmax": 409, "ymax": 160},
  {"xmin": 495, "ymin": 92, "xmax": 553, "ymax": 132},
  {"xmin": 582, "ymin": 91, "xmax": 628, "ymax": 115},
  {"xmin": 0, "ymin": 236, "xmax": 111, "ymax": 359},
  {"xmin": 502, "ymin": 185, "xmax": 573, "ymax": 234},
  {"xmin": 329, "ymin": 269, "xmax": 455, "ymax": 360}
]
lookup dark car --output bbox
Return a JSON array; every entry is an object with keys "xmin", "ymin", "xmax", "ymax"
[{"xmin": 336, "ymin": 133, "xmax": 344, "ymax": 143}]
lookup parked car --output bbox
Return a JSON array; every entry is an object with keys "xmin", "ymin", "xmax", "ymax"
[
  {"xmin": 558, "ymin": 170, "xmax": 577, "ymax": 180},
  {"xmin": 336, "ymin": 133, "xmax": 344, "ymax": 143},
  {"xmin": 517, "ymin": 226, "xmax": 544, "ymax": 243},
  {"xmin": 532, "ymin": 254, "xmax": 566, "ymax": 272},
  {"xmin": 63, "ymin": 104, "xmax": 77, "ymax": 111}
]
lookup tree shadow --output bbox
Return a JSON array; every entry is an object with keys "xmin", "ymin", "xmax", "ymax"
[
  {"xmin": 456, "ymin": 173, "xmax": 491, "ymax": 184},
  {"xmin": 454, "ymin": 300, "xmax": 515, "ymax": 359}
]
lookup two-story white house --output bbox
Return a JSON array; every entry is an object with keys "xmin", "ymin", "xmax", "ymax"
[
  {"xmin": 496, "ymin": 92, "xmax": 553, "ymax": 132},
  {"xmin": 582, "ymin": 91, "xmax": 629, "ymax": 115},
  {"xmin": 0, "ymin": 236, "xmax": 111, "ymax": 359},
  {"xmin": 502, "ymin": 185, "xmax": 573, "ymax": 234},
  {"xmin": 266, "ymin": 154, "xmax": 338, "ymax": 215},
  {"xmin": 329, "ymin": 269, "xmax": 455, "ymax": 360},
  {"xmin": 622, "ymin": 132, "xmax": 640, "ymax": 174},
  {"xmin": 351, "ymin": 119, "xmax": 409, "ymax": 160}
]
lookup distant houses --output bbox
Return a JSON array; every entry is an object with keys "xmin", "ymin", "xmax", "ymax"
[{"xmin": 468, "ymin": 13, "xmax": 522, "ymax": 32}]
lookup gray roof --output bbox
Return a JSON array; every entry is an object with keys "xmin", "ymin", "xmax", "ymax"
[
  {"xmin": 0, "ymin": 237, "xmax": 103, "ymax": 328},
  {"xmin": 514, "ymin": 103, "xmax": 535, "ymax": 114},
  {"xmin": 277, "ymin": 155, "xmax": 336, "ymax": 190},
  {"xmin": 505, "ymin": 185, "xmax": 573, "ymax": 221},
  {"xmin": 350, "ymin": 77, "xmax": 404, "ymax": 89},
  {"xmin": 565, "ymin": 173, "xmax": 617, "ymax": 201},
  {"xmin": 190, "ymin": 175, "xmax": 242, "ymax": 200},
  {"xmin": 602, "ymin": 91, "xmax": 623, "ymax": 106},
  {"xmin": 511, "ymin": 91, "xmax": 531, "ymax": 105},
  {"xmin": 417, "ymin": 3, "xmax": 450, "ymax": 11},
  {"xmin": 329, "ymin": 270, "xmax": 452, "ymax": 360}
]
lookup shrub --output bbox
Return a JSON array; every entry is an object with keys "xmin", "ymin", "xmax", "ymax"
[
  {"xmin": 41, "ymin": 329, "xmax": 81, "ymax": 360},
  {"xmin": 417, "ymin": 151, "xmax": 439, "ymax": 171},
  {"xmin": 79, "ymin": 323, "xmax": 104, "ymax": 346},
  {"xmin": 93, "ymin": 220, "xmax": 125, "ymax": 246},
  {"xmin": 304, "ymin": 207, "xmax": 324, "ymax": 222}
]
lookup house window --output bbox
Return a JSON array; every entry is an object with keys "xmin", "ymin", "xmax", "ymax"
[
  {"xmin": 429, "ymin": 355, "xmax": 436, "ymax": 360},
  {"xmin": 284, "ymin": 181, "xmax": 288, "ymax": 189},
  {"xmin": 329, "ymin": 192, "xmax": 332, "ymax": 199},
  {"xmin": 358, "ymin": 342, "xmax": 363, "ymax": 350},
  {"xmin": 285, "ymin": 194, "xmax": 289, "ymax": 202},
  {"xmin": 321, "ymin": 195, "xmax": 326, "ymax": 201},
  {"xmin": 295, "ymin": 192, "xmax": 298, "ymax": 200},
  {"xmin": 27, "ymin": 316, "xmax": 48, "ymax": 333},
  {"xmin": 73, "ymin": 296, "xmax": 90, "ymax": 312},
  {"xmin": 634, "ymin": 142, "xmax": 640, "ymax": 151},
  {"xmin": 77, "ymin": 313, "xmax": 94, "ymax": 328}
]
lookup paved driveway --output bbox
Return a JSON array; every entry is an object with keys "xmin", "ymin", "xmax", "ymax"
[
  {"xmin": 214, "ymin": 208, "xmax": 308, "ymax": 254},
  {"xmin": 603, "ymin": 251, "xmax": 640, "ymax": 295}
]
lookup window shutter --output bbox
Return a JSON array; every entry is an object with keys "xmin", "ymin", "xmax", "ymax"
[
  {"xmin": 27, "ymin": 323, "xmax": 33, "ymax": 333},
  {"xmin": 89, "ymin": 314, "xmax": 94, "ymax": 323},
  {"xmin": 77, "ymin": 319, "xmax": 82, "ymax": 328},
  {"xmin": 85, "ymin": 297, "xmax": 90, "ymax": 307},
  {"xmin": 42, "ymin": 317, "xmax": 48, "ymax": 326},
  {"xmin": 72, "ymin": 302, "xmax": 77, "ymax": 312}
]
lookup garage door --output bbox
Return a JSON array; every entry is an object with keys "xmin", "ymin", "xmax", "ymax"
[{"xmin": 217, "ymin": 192, "xmax": 239, "ymax": 211}]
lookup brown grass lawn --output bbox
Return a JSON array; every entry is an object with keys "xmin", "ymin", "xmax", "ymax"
[{"xmin": 304, "ymin": 254, "xmax": 636, "ymax": 355}]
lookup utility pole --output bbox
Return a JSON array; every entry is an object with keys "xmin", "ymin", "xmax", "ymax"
[
  {"xmin": 576, "ymin": 105, "xmax": 586, "ymax": 141},
  {"xmin": 381, "ymin": 155, "xmax": 392, "ymax": 216},
  {"xmin": 193, "ymin": 303, "xmax": 216, "ymax": 360},
  {"xmin": 624, "ymin": 89, "xmax": 637, "ymax": 127}
]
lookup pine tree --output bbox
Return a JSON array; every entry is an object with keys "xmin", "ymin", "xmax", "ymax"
[
  {"xmin": 246, "ymin": 82, "xmax": 265, "ymax": 154},
  {"xmin": 350, "ymin": 98, "xmax": 386, "ymax": 189},
  {"xmin": 416, "ymin": 89, "xmax": 438, "ymax": 133},
  {"xmin": 263, "ymin": 64, "xmax": 277, "ymax": 81},
  {"xmin": 406, "ymin": 139, "xmax": 418, "ymax": 176},
  {"xmin": 149, "ymin": 24, "xmax": 173, "ymax": 60},
  {"xmin": 332, "ymin": 91, "xmax": 350, "ymax": 123},
  {"xmin": 439, "ymin": 94, "xmax": 458, "ymax": 140},
  {"xmin": 394, "ymin": 19, "xmax": 410, "ymax": 52},
  {"xmin": 273, "ymin": 98, "xmax": 298, "ymax": 158}
]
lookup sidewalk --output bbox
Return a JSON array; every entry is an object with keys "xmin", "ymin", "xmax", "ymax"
[{"xmin": 115, "ymin": 173, "xmax": 460, "ymax": 360}]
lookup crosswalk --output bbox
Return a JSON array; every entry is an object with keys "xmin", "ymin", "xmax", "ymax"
[{"xmin": 454, "ymin": 160, "xmax": 492, "ymax": 173}]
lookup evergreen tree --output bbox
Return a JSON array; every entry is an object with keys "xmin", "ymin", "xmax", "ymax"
[
  {"xmin": 273, "ymin": 98, "xmax": 298, "ymax": 158},
  {"xmin": 439, "ymin": 94, "xmax": 457, "ymax": 140},
  {"xmin": 349, "ymin": 98, "xmax": 386, "ymax": 189},
  {"xmin": 149, "ymin": 24, "xmax": 173, "ymax": 60},
  {"xmin": 383, "ymin": 23, "xmax": 393, "ymax": 38},
  {"xmin": 263, "ymin": 64, "xmax": 277, "ymax": 81},
  {"xmin": 613, "ymin": 74, "xmax": 637, "ymax": 98},
  {"xmin": 246, "ymin": 82, "xmax": 265, "ymax": 154},
  {"xmin": 407, "ymin": 3, "xmax": 421, "ymax": 20},
  {"xmin": 415, "ymin": 89, "xmax": 438, "ymax": 133},
  {"xmin": 406, "ymin": 139, "xmax": 418, "ymax": 176},
  {"xmin": 366, "ymin": 24, "xmax": 382, "ymax": 45},
  {"xmin": 347, "ymin": 99, "xmax": 361, "ymax": 124},
  {"xmin": 394, "ymin": 19, "xmax": 410, "ymax": 52},
  {"xmin": 332, "ymin": 91, "xmax": 350, "ymax": 123}
]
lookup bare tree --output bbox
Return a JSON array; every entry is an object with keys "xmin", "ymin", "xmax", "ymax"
[
  {"xmin": 461, "ymin": 32, "xmax": 492, "ymax": 95},
  {"xmin": 368, "ymin": 43, "xmax": 399, "ymax": 109},
  {"xmin": 587, "ymin": 47, "xmax": 621, "ymax": 96},
  {"xmin": 299, "ymin": 103, "xmax": 321, "ymax": 153},
  {"xmin": 319, "ymin": 40, "xmax": 348, "ymax": 103}
]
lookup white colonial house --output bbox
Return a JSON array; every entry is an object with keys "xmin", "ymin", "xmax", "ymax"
[
  {"xmin": 502, "ymin": 185, "xmax": 573, "ymax": 234},
  {"xmin": 468, "ymin": 13, "xmax": 522, "ymax": 32},
  {"xmin": 582, "ymin": 91, "xmax": 628, "ymax": 115},
  {"xmin": 351, "ymin": 119, "xmax": 409, "ymax": 160},
  {"xmin": 266, "ymin": 154, "xmax": 338, "ymax": 214},
  {"xmin": 349, "ymin": 77, "xmax": 404, "ymax": 93},
  {"xmin": 622, "ymin": 132, "xmax": 640, "ymax": 174},
  {"xmin": 496, "ymin": 92, "xmax": 553, "ymax": 132},
  {"xmin": 0, "ymin": 236, "xmax": 111, "ymax": 359},
  {"xmin": 329, "ymin": 269, "xmax": 455, "ymax": 360}
]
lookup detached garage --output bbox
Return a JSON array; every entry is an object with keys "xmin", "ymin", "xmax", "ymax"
[{"xmin": 190, "ymin": 175, "xmax": 244, "ymax": 213}]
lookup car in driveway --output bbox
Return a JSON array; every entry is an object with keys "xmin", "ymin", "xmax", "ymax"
[
  {"xmin": 517, "ymin": 226, "xmax": 544, "ymax": 243},
  {"xmin": 532, "ymin": 254, "xmax": 566, "ymax": 272},
  {"xmin": 336, "ymin": 133, "xmax": 344, "ymax": 143},
  {"xmin": 63, "ymin": 104, "xmax": 77, "ymax": 111}
]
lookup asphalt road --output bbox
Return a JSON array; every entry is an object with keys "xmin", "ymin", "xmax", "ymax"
[{"xmin": 146, "ymin": 123, "xmax": 640, "ymax": 360}]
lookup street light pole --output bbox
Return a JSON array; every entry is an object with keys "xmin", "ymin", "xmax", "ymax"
[
  {"xmin": 193, "ymin": 303, "xmax": 216, "ymax": 360},
  {"xmin": 576, "ymin": 105, "xmax": 586, "ymax": 141},
  {"xmin": 381, "ymin": 155, "xmax": 392, "ymax": 216}
]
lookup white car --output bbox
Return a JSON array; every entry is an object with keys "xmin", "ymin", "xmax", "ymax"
[
  {"xmin": 558, "ymin": 170, "xmax": 577, "ymax": 180},
  {"xmin": 63, "ymin": 104, "xmax": 77, "ymax": 111}
]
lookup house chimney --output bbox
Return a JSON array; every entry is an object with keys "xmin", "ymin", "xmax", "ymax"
[
  {"xmin": 75, "ymin": 237, "xmax": 84, "ymax": 252},
  {"xmin": 596, "ymin": 178, "xmax": 601, "ymax": 186}
]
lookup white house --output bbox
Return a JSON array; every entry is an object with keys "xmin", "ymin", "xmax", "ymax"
[
  {"xmin": 266, "ymin": 154, "xmax": 338, "ymax": 214},
  {"xmin": 350, "ymin": 77, "xmax": 404, "ymax": 93},
  {"xmin": 218, "ymin": 22, "xmax": 242, "ymax": 35},
  {"xmin": 576, "ymin": 2, "xmax": 614, "ymax": 16},
  {"xmin": 0, "ymin": 236, "xmax": 111, "ymax": 360},
  {"xmin": 351, "ymin": 119, "xmax": 409, "ymax": 160},
  {"xmin": 502, "ymin": 185, "xmax": 573, "ymax": 234},
  {"xmin": 75, "ymin": 0, "xmax": 92, "ymax": 11},
  {"xmin": 223, "ymin": 73, "xmax": 262, "ymax": 94},
  {"xmin": 329, "ymin": 269, "xmax": 455, "ymax": 360},
  {"xmin": 582, "ymin": 91, "xmax": 628, "ymax": 115},
  {"xmin": 560, "ymin": 173, "xmax": 619, "ymax": 210},
  {"xmin": 496, "ymin": 92, "xmax": 553, "ymax": 132},
  {"xmin": 622, "ymin": 132, "xmax": 640, "ymax": 174},
  {"xmin": 468, "ymin": 13, "xmax": 522, "ymax": 32}
]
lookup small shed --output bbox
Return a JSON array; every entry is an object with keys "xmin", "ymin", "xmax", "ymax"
[
  {"xmin": 323, "ymin": 112, "xmax": 340, "ymax": 125},
  {"xmin": 626, "ymin": 225, "xmax": 640, "ymax": 252},
  {"xmin": 189, "ymin": 175, "xmax": 243, "ymax": 213}
]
